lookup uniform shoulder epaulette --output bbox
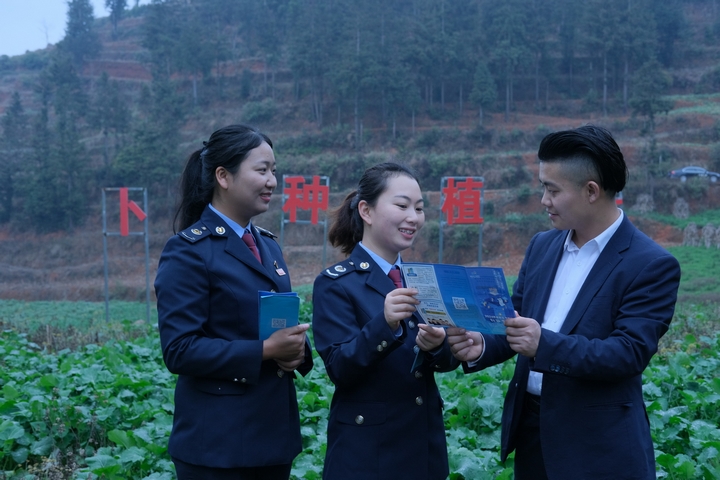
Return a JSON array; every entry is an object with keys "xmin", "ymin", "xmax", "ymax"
[
  {"xmin": 178, "ymin": 223, "xmax": 211, "ymax": 243},
  {"xmin": 255, "ymin": 226, "xmax": 277, "ymax": 239},
  {"xmin": 321, "ymin": 259, "xmax": 356, "ymax": 279}
]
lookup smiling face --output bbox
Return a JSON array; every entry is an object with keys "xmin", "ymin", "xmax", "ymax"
[
  {"xmin": 212, "ymin": 141, "xmax": 277, "ymax": 227},
  {"xmin": 359, "ymin": 174, "xmax": 425, "ymax": 264}
]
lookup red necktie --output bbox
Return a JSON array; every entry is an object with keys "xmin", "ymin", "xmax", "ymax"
[
  {"xmin": 388, "ymin": 267, "xmax": 403, "ymax": 289},
  {"xmin": 242, "ymin": 231, "xmax": 262, "ymax": 263}
]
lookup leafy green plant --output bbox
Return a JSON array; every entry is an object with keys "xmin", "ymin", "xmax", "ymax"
[
  {"xmin": 645, "ymin": 333, "xmax": 720, "ymax": 480},
  {"xmin": 0, "ymin": 328, "xmax": 175, "ymax": 479},
  {"xmin": 0, "ymin": 294, "xmax": 718, "ymax": 479}
]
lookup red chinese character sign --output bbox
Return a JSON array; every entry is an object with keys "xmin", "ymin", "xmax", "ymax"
[
  {"xmin": 282, "ymin": 175, "xmax": 329, "ymax": 224},
  {"xmin": 102, "ymin": 187, "xmax": 151, "ymax": 323},
  {"xmin": 280, "ymin": 175, "xmax": 330, "ymax": 267},
  {"xmin": 439, "ymin": 176, "xmax": 485, "ymax": 265},
  {"xmin": 119, "ymin": 187, "xmax": 147, "ymax": 236},
  {"xmin": 441, "ymin": 177, "xmax": 485, "ymax": 225}
]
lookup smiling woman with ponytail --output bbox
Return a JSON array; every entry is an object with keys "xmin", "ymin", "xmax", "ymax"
[
  {"xmin": 155, "ymin": 124, "xmax": 313, "ymax": 480},
  {"xmin": 312, "ymin": 162, "xmax": 459, "ymax": 480}
]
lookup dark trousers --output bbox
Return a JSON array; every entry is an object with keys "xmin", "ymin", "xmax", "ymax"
[
  {"xmin": 173, "ymin": 457, "xmax": 292, "ymax": 480},
  {"xmin": 513, "ymin": 394, "xmax": 549, "ymax": 480}
]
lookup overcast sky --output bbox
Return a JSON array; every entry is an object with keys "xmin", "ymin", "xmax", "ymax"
[{"xmin": 0, "ymin": 1, "xmax": 144, "ymax": 58}]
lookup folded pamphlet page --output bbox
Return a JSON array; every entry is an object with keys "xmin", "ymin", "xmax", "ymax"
[
  {"xmin": 258, "ymin": 291, "xmax": 300, "ymax": 340},
  {"xmin": 401, "ymin": 263, "xmax": 513, "ymax": 335}
]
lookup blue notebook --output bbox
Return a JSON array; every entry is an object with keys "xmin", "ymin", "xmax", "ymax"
[{"xmin": 258, "ymin": 291, "xmax": 300, "ymax": 340}]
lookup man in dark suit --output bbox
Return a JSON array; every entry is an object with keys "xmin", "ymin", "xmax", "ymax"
[{"xmin": 448, "ymin": 125, "xmax": 681, "ymax": 480}]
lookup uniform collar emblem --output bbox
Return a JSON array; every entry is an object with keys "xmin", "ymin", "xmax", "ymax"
[
  {"xmin": 334, "ymin": 265, "xmax": 346, "ymax": 272},
  {"xmin": 191, "ymin": 228, "xmax": 202, "ymax": 235},
  {"xmin": 359, "ymin": 262, "xmax": 370, "ymax": 270},
  {"xmin": 215, "ymin": 226, "xmax": 226, "ymax": 235}
]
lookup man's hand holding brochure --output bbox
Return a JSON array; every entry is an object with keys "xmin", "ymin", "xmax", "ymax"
[{"xmin": 400, "ymin": 263, "xmax": 514, "ymax": 335}]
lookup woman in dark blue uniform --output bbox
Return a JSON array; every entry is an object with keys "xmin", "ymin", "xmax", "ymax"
[
  {"xmin": 312, "ymin": 162, "xmax": 458, "ymax": 480},
  {"xmin": 155, "ymin": 124, "xmax": 313, "ymax": 480}
]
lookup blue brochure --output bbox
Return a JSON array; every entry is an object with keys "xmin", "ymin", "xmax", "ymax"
[
  {"xmin": 400, "ymin": 263, "xmax": 513, "ymax": 335},
  {"xmin": 258, "ymin": 291, "xmax": 300, "ymax": 340}
]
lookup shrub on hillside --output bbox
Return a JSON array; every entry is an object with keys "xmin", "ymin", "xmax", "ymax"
[
  {"xmin": 695, "ymin": 66, "xmax": 720, "ymax": 94},
  {"xmin": 241, "ymin": 99, "xmax": 277, "ymax": 124},
  {"xmin": 276, "ymin": 126, "xmax": 353, "ymax": 155}
]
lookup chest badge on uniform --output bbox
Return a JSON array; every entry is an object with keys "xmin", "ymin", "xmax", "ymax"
[
  {"xmin": 334, "ymin": 265, "xmax": 346, "ymax": 273},
  {"xmin": 215, "ymin": 226, "xmax": 226, "ymax": 235},
  {"xmin": 359, "ymin": 262, "xmax": 370, "ymax": 270},
  {"xmin": 274, "ymin": 261, "xmax": 286, "ymax": 276},
  {"xmin": 191, "ymin": 228, "xmax": 202, "ymax": 235}
]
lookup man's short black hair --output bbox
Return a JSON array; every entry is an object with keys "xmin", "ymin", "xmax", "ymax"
[{"xmin": 538, "ymin": 125, "xmax": 628, "ymax": 195}]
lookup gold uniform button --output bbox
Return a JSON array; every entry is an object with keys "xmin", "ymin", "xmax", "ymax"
[
  {"xmin": 241, "ymin": 378, "xmax": 247, "ymax": 383},
  {"xmin": 381, "ymin": 340, "xmax": 388, "ymax": 348},
  {"xmin": 414, "ymin": 371, "xmax": 423, "ymax": 379},
  {"xmin": 355, "ymin": 415, "xmax": 364, "ymax": 425},
  {"xmin": 233, "ymin": 378, "xmax": 238, "ymax": 382},
  {"xmin": 415, "ymin": 396, "xmax": 424, "ymax": 406},
  {"xmin": 413, "ymin": 345, "xmax": 420, "ymax": 354},
  {"xmin": 277, "ymin": 369, "xmax": 284, "ymax": 378},
  {"xmin": 376, "ymin": 345, "xmax": 384, "ymax": 352},
  {"xmin": 408, "ymin": 320, "xmax": 416, "ymax": 329}
]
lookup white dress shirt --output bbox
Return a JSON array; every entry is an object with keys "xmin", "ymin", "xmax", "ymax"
[{"xmin": 526, "ymin": 210, "xmax": 624, "ymax": 395}]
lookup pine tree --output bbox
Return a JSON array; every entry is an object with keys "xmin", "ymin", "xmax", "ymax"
[
  {"xmin": 470, "ymin": 61, "xmax": 497, "ymax": 127},
  {"xmin": 60, "ymin": 0, "xmax": 101, "ymax": 68},
  {"xmin": 580, "ymin": 0, "xmax": 623, "ymax": 116},
  {"xmin": 650, "ymin": 0, "xmax": 684, "ymax": 67},
  {"xmin": 112, "ymin": 77, "xmax": 185, "ymax": 196},
  {"xmin": 0, "ymin": 93, "xmax": 30, "ymax": 223},
  {"xmin": 105, "ymin": 0, "xmax": 128, "ymax": 37},
  {"xmin": 92, "ymin": 72, "xmax": 130, "ymax": 170},
  {"xmin": 25, "ymin": 75, "xmax": 59, "ymax": 231},
  {"xmin": 629, "ymin": 58, "xmax": 672, "ymax": 134},
  {"xmin": 288, "ymin": 0, "xmax": 341, "ymax": 127},
  {"xmin": 617, "ymin": 0, "xmax": 658, "ymax": 113},
  {"xmin": 481, "ymin": 0, "xmax": 532, "ymax": 122}
]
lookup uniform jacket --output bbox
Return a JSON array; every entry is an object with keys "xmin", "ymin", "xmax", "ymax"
[
  {"xmin": 312, "ymin": 245, "xmax": 459, "ymax": 480},
  {"xmin": 469, "ymin": 215, "xmax": 681, "ymax": 480},
  {"xmin": 155, "ymin": 205, "xmax": 312, "ymax": 469}
]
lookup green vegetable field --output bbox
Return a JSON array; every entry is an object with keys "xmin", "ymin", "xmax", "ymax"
[{"xmin": 1, "ymin": 247, "xmax": 719, "ymax": 479}]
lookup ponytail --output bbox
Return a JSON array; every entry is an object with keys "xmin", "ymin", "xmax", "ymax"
[
  {"xmin": 328, "ymin": 190, "xmax": 364, "ymax": 255},
  {"xmin": 174, "ymin": 149, "xmax": 214, "ymax": 232}
]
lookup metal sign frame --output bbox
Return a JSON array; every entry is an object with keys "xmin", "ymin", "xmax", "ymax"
[{"xmin": 101, "ymin": 187, "xmax": 151, "ymax": 323}]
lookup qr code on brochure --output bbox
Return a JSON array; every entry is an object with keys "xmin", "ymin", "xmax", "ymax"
[{"xmin": 452, "ymin": 297, "xmax": 468, "ymax": 310}]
